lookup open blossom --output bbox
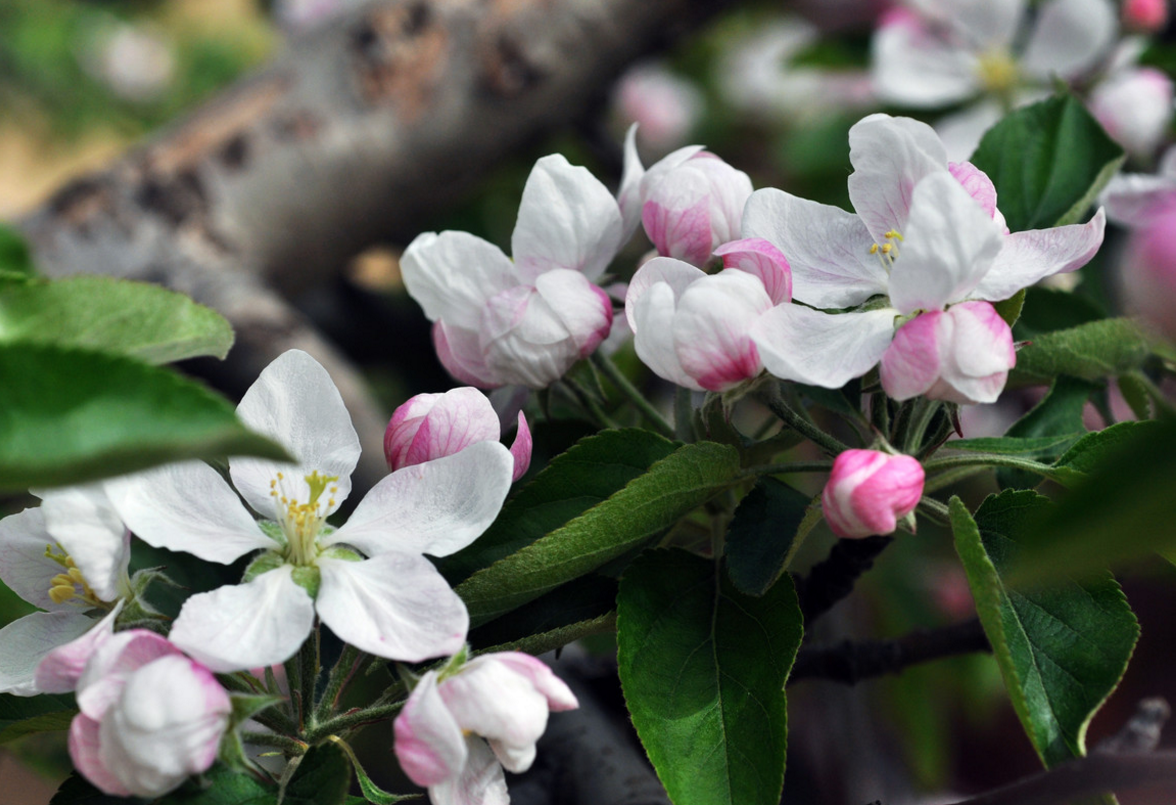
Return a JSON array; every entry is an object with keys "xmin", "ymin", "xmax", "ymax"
[
  {"xmin": 873, "ymin": 0, "xmax": 1119, "ymax": 159},
  {"xmin": 385, "ymin": 387, "xmax": 532, "ymax": 481},
  {"xmin": 743, "ymin": 114, "xmax": 1105, "ymax": 404},
  {"xmin": 106, "ymin": 350, "xmax": 514, "ymax": 672},
  {"xmin": 401, "ymin": 156, "xmax": 621, "ymax": 389},
  {"xmin": 625, "ymin": 242, "xmax": 791, "ymax": 391},
  {"xmin": 68, "ymin": 630, "xmax": 230, "ymax": 798},
  {"xmin": 394, "ymin": 652, "xmax": 578, "ymax": 805},
  {"xmin": 618, "ymin": 127, "xmax": 754, "ymax": 267},
  {"xmin": 0, "ymin": 487, "xmax": 131, "ymax": 696},
  {"xmin": 823, "ymin": 449, "xmax": 925, "ymax": 538}
]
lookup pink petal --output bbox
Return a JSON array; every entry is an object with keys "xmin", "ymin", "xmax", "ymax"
[
  {"xmin": 509, "ymin": 412, "xmax": 532, "ymax": 482},
  {"xmin": 394, "ymin": 671, "xmax": 468, "ymax": 787},
  {"xmin": 713, "ymin": 237, "xmax": 793, "ymax": 304},
  {"xmin": 69, "ymin": 714, "xmax": 131, "ymax": 797},
  {"xmin": 880, "ymin": 312, "xmax": 946, "ymax": 402}
]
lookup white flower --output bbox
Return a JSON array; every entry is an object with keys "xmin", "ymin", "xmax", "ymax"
[{"xmin": 107, "ymin": 350, "xmax": 515, "ymax": 672}]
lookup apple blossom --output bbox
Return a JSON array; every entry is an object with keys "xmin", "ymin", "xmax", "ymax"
[
  {"xmin": 1122, "ymin": 0, "xmax": 1168, "ymax": 31},
  {"xmin": 0, "ymin": 487, "xmax": 132, "ymax": 696},
  {"xmin": 106, "ymin": 350, "xmax": 515, "ymax": 672},
  {"xmin": 401, "ymin": 156, "xmax": 621, "ymax": 389},
  {"xmin": 394, "ymin": 651, "xmax": 578, "ymax": 805},
  {"xmin": 618, "ymin": 127, "xmax": 753, "ymax": 267},
  {"xmin": 1089, "ymin": 51, "xmax": 1175, "ymax": 160},
  {"xmin": 68, "ymin": 630, "xmax": 230, "ymax": 798},
  {"xmin": 385, "ymin": 387, "xmax": 532, "ymax": 481},
  {"xmin": 743, "ymin": 114, "xmax": 1105, "ymax": 404},
  {"xmin": 872, "ymin": 0, "xmax": 1119, "ymax": 159},
  {"xmin": 614, "ymin": 63, "xmax": 704, "ymax": 153},
  {"xmin": 822, "ymin": 449, "xmax": 925, "ymax": 538}
]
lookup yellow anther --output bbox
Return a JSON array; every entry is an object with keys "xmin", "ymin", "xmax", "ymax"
[
  {"xmin": 869, "ymin": 244, "xmax": 879, "ymax": 254},
  {"xmin": 328, "ymin": 499, "xmax": 336, "ymax": 508},
  {"xmin": 51, "ymin": 573, "xmax": 74, "ymax": 588},
  {"xmin": 49, "ymin": 586, "xmax": 76, "ymax": 605},
  {"xmin": 277, "ymin": 472, "xmax": 284, "ymax": 480},
  {"xmin": 881, "ymin": 243, "xmax": 892, "ymax": 254}
]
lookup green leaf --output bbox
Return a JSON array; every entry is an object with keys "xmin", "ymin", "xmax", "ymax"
[
  {"xmin": 455, "ymin": 441, "xmax": 742, "ymax": 626},
  {"xmin": 50, "ymin": 773, "xmax": 130, "ymax": 805},
  {"xmin": 0, "ymin": 223, "xmax": 35, "ymax": 276},
  {"xmin": 946, "ymin": 434, "xmax": 1084, "ymax": 457},
  {"xmin": 0, "ymin": 276, "xmax": 234, "ymax": 363},
  {"xmin": 1011, "ymin": 319, "xmax": 1151, "ymax": 386},
  {"xmin": 440, "ymin": 429, "xmax": 678, "ymax": 583},
  {"xmin": 155, "ymin": 763, "xmax": 276, "ymax": 804},
  {"xmin": 725, "ymin": 478, "xmax": 812, "ymax": 596},
  {"xmin": 284, "ymin": 744, "xmax": 351, "ymax": 805},
  {"xmin": 993, "ymin": 288, "xmax": 1027, "ymax": 328},
  {"xmin": 0, "ymin": 344, "xmax": 291, "ymax": 490},
  {"xmin": 1117, "ymin": 373, "xmax": 1152, "ymax": 421},
  {"xmin": 1012, "ymin": 287, "xmax": 1104, "ymax": 341},
  {"xmin": 997, "ymin": 375, "xmax": 1096, "ymax": 489},
  {"xmin": 228, "ymin": 693, "xmax": 286, "ymax": 727},
  {"xmin": 970, "ymin": 94, "xmax": 1125, "ymax": 231},
  {"xmin": 617, "ymin": 549, "xmax": 803, "ymax": 805},
  {"xmin": 328, "ymin": 738, "xmax": 420, "ymax": 804},
  {"xmin": 1053, "ymin": 421, "xmax": 1161, "ymax": 476},
  {"xmin": 950, "ymin": 493, "xmax": 1138, "ymax": 768},
  {"xmin": 0, "ymin": 693, "xmax": 76, "ymax": 744},
  {"xmin": 468, "ymin": 574, "xmax": 617, "ymax": 653}
]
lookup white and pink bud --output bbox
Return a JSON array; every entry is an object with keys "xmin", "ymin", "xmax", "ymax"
[
  {"xmin": 1122, "ymin": 0, "xmax": 1168, "ymax": 31},
  {"xmin": 880, "ymin": 302, "xmax": 1016, "ymax": 406},
  {"xmin": 385, "ymin": 387, "xmax": 532, "ymax": 481},
  {"xmin": 712, "ymin": 238, "xmax": 793, "ymax": 304},
  {"xmin": 1120, "ymin": 200, "xmax": 1176, "ymax": 340},
  {"xmin": 67, "ymin": 631, "xmax": 230, "ymax": 799},
  {"xmin": 614, "ymin": 63, "xmax": 704, "ymax": 153},
  {"xmin": 1089, "ymin": 67, "xmax": 1175, "ymax": 160},
  {"xmin": 822, "ymin": 449, "xmax": 925, "ymax": 539},
  {"xmin": 394, "ymin": 652, "xmax": 578, "ymax": 803}
]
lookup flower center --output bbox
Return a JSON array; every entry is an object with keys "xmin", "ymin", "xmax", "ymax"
[
  {"xmin": 44, "ymin": 544, "xmax": 105, "ymax": 609},
  {"xmin": 270, "ymin": 470, "xmax": 339, "ymax": 566},
  {"xmin": 868, "ymin": 229, "xmax": 903, "ymax": 271},
  {"xmin": 977, "ymin": 49, "xmax": 1018, "ymax": 95}
]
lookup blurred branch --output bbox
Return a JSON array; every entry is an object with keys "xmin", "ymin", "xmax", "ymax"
[
  {"xmin": 790, "ymin": 617, "xmax": 989, "ymax": 686},
  {"xmin": 16, "ymin": 0, "xmax": 736, "ymax": 488},
  {"xmin": 795, "ymin": 535, "xmax": 893, "ymax": 625}
]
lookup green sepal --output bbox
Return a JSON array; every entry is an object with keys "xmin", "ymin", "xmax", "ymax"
[
  {"xmin": 290, "ymin": 566, "xmax": 321, "ymax": 598},
  {"xmin": 243, "ymin": 554, "xmax": 285, "ymax": 584},
  {"xmin": 329, "ymin": 738, "xmax": 420, "ymax": 804},
  {"xmin": 229, "ymin": 693, "xmax": 287, "ymax": 728}
]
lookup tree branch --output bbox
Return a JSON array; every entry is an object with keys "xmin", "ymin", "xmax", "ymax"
[
  {"xmin": 790, "ymin": 617, "xmax": 989, "ymax": 686},
  {"xmin": 795, "ymin": 536, "xmax": 893, "ymax": 625}
]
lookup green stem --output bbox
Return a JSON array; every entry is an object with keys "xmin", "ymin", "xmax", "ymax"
[
  {"xmin": 314, "ymin": 644, "xmax": 363, "ymax": 725},
  {"xmin": 904, "ymin": 398, "xmax": 942, "ymax": 454},
  {"xmin": 917, "ymin": 496, "xmax": 950, "ymax": 522},
  {"xmin": 760, "ymin": 386, "xmax": 849, "ymax": 457},
  {"xmin": 218, "ymin": 673, "xmax": 297, "ymax": 734},
  {"xmin": 674, "ymin": 386, "xmax": 695, "ymax": 442},
  {"xmin": 562, "ymin": 378, "xmax": 620, "ymax": 430},
  {"xmin": 298, "ymin": 630, "xmax": 319, "ymax": 730},
  {"xmin": 305, "ymin": 699, "xmax": 407, "ymax": 742},
  {"xmin": 591, "ymin": 352, "xmax": 674, "ymax": 437},
  {"xmin": 923, "ymin": 465, "xmax": 990, "ymax": 494},
  {"xmin": 922, "ymin": 453, "xmax": 1057, "ymax": 476},
  {"xmin": 240, "ymin": 732, "xmax": 308, "ymax": 755},
  {"xmin": 743, "ymin": 460, "xmax": 835, "ymax": 477},
  {"xmin": 284, "ymin": 652, "xmax": 302, "ymax": 726}
]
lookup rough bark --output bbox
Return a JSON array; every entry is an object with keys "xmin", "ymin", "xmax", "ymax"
[{"xmin": 17, "ymin": 0, "xmax": 732, "ymax": 485}]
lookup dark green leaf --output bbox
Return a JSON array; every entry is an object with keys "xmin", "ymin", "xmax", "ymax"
[
  {"xmin": 455, "ymin": 441, "xmax": 742, "ymax": 626},
  {"xmin": 228, "ymin": 693, "xmax": 285, "ymax": 727},
  {"xmin": 468, "ymin": 575, "xmax": 617, "ymax": 653},
  {"xmin": 0, "ymin": 692, "xmax": 76, "ymax": 744},
  {"xmin": 970, "ymin": 94, "xmax": 1125, "ymax": 231},
  {"xmin": 950, "ymin": 493, "xmax": 1138, "ymax": 767},
  {"xmin": 1117, "ymin": 373, "xmax": 1152, "ymax": 421},
  {"xmin": 1053, "ymin": 421, "xmax": 1161, "ymax": 476},
  {"xmin": 997, "ymin": 376, "xmax": 1096, "ymax": 489},
  {"xmin": 0, "ymin": 276, "xmax": 233, "ymax": 363},
  {"xmin": 50, "ymin": 773, "xmax": 131, "ymax": 805},
  {"xmin": 946, "ymin": 434, "xmax": 1084, "ymax": 457},
  {"xmin": 0, "ymin": 224, "xmax": 35, "ymax": 277},
  {"xmin": 1011, "ymin": 319, "xmax": 1151, "ymax": 386},
  {"xmin": 725, "ymin": 478, "xmax": 811, "ymax": 596},
  {"xmin": 156, "ymin": 763, "xmax": 276, "ymax": 804},
  {"xmin": 1012, "ymin": 287, "xmax": 1104, "ymax": 341},
  {"xmin": 329, "ymin": 737, "xmax": 420, "ymax": 804},
  {"xmin": 617, "ymin": 549, "xmax": 803, "ymax": 805},
  {"xmin": 0, "ymin": 344, "xmax": 290, "ymax": 490},
  {"xmin": 284, "ymin": 744, "xmax": 351, "ymax": 805},
  {"xmin": 994, "ymin": 288, "xmax": 1027, "ymax": 328},
  {"xmin": 440, "ymin": 429, "xmax": 677, "ymax": 583}
]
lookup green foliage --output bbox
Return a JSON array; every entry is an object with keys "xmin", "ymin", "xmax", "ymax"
[
  {"xmin": 617, "ymin": 549, "xmax": 803, "ymax": 805},
  {"xmin": 0, "ymin": 224, "xmax": 36, "ymax": 277},
  {"xmin": 993, "ymin": 288, "xmax": 1026, "ymax": 328},
  {"xmin": 468, "ymin": 574, "xmax": 617, "ymax": 653},
  {"xmin": 0, "ymin": 693, "xmax": 76, "ymax": 745},
  {"xmin": 997, "ymin": 376, "xmax": 1095, "ymax": 489},
  {"xmin": 1012, "ymin": 287, "xmax": 1104, "ymax": 341},
  {"xmin": 725, "ymin": 478, "xmax": 812, "ymax": 596},
  {"xmin": 951, "ymin": 493, "xmax": 1138, "ymax": 767},
  {"xmin": 970, "ymin": 94, "xmax": 1124, "ymax": 231},
  {"xmin": 0, "ymin": 276, "xmax": 234, "ymax": 364},
  {"xmin": 455, "ymin": 441, "xmax": 742, "ymax": 626},
  {"xmin": 50, "ymin": 774, "xmax": 129, "ymax": 804},
  {"xmin": 1011, "ymin": 319, "xmax": 1152, "ymax": 386},
  {"xmin": 946, "ymin": 434, "xmax": 1084, "ymax": 457},
  {"xmin": 329, "ymin": 738, "xmax": 419, "ymax": 804},
  {"xmin": 284, "ymin": 744, "xmax": 352, "ymax": 805},
  {"xmin": 0, "ymin": 344, "xmax": 289, "ymax": 490}
]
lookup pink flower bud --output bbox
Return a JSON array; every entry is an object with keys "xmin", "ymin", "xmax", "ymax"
[
  {"xmin": 641, "ymin": 153, "xmax": 753, "ymax": 266},
  {"xmin": 1121, "ymin": 200, "xmax": 1176, "ymax": 340},
  {"xmin": 948, "ymin": 161, "xmax": 1009, "ymax": 233},
  {"xmin": 385, "ymin": 387, "xmax": 532, "ymax": 481},
  {"xmin": 67, "ymin": 631, "xmax": 230, "ymax": 799},
  {"xmin": 1122, "ymin": 0, "xmax": 1168, "ymax": 31},
  {"xmin": 614, "ymin": 63, "xmax": 704, "ymax": 153},
  {"xmin": 822, "ymin": 449, "xmax": 925, "ymax": 539},
  {"xmin": 712, "ymin": 238, "xmax": 793, "ymax": 304},
  {"xmin": 1089, "ymin": 68, "xmax": 1174, "ymax": 160}
]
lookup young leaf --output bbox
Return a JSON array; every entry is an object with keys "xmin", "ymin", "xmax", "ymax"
[
  {"xmin": 944, "ymin": 434, "xmax": 1084, "ymax": 457},
  {"xmin": 997, "ymin": 375, "xmax": 1096, "ymax": 489},
  {"xmin": 328, "ymin": 737, "xmax": 420, "ymax": 804},
  {"xmin": 0, "ymin": 344, "xmax": 290, "ymax": 490},
  {"xmin": 0, "ymin": 276, "xmax": 234, "ymax": 364},
  {"xmin": 455, "ymin": 441, "xmax": 742, "ymax": 626},
  {"xmin": 617, "ymin": 549, "xmax": 803, "ymax": 805},
  {"xmin": 725, "ymin": 478, "xmax": 812, "ymax": 596},
  {"xmin": 1011, "ymin": 319, "xmax": 1151, "ymax": 386},
  {"xmin": 440, "ymin": 429, "xmax": 677, "ymax": 583},
  {"xmin": 284, "ymin": 743, "xmax": 351, "ymax": 805},
  {"xmin": 993, "ymin": 288, "xmax": 1027, "ymax": 328},
  {"xmin": 0, "ymin": 692, "xmax": 76, "ymax": 744},
  {"xmin": 970, "ymin": 94, "xmax": 1124, "ymax": 231},
  {"xmin": 950, "ymin": 493, "xmax": 1138, "ymax": 768}
]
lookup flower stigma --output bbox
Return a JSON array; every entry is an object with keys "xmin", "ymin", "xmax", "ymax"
[
  {"xmin": 977, "ymin": 49, "xmax": 1018, "ymax": 95},
  {"xmin": 44, "ymin": 544, "xmax": 105, "ymax": 608},
  {"xmin": 270, "ymin": 470, "xmax": 340, "ymax": 566}
]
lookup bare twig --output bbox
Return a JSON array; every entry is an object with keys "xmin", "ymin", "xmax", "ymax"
[{"xmin": 795, "ymin": 536, "xmax": 893, "ymax": 625}]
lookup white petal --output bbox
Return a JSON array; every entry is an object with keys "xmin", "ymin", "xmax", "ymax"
[
  {"xmin": 741, "ymin": 188, "xmax": 888, "ymax": 308},
  {"xmin": 1021, "ymin": 0, "xmax": 1117, "ymax": 80},
  {"xmin": 316, "ymin": 554, "xmax": 467, "ymax": 662},
  {"xmin": 429, "ymin": 737, "xmax": 510, "ymax": 805},
  {"xmin": 231, "ymin": 349, "xmax": 361, "ymax": 518},
  {"xmin": 1100, "ymin": 173, "xmax": 1176, "ymax": 226},
  {"xmin": 971, "ymin": 209, "xmax": 1106, "ymax": 301},
  {"xmin": 168, "ymin": 567, "xmax": 315, "ymax": 672},
  {"xmin": 327, "ymin": 441, "xmax": 513, "ymax": 558},
  {"xmin": 394, "ymin": 671, "xmax": 468, "ymax": 787},
  {"xmin": 906, "ymin": 0, "xmax": 1027, "ymax": 47},
  {"xmin": 512, "ymin": 155, "xmax": 624, "ymax": 283},
  {"xmin": 441, "ymin": 660, "xmax": 550, "ymax": 773},
  {"xmin": 889, "ymin": 172, "xmax": 1003, "ymax": 313},
  {"xmin": 934, "ymin": 100, "xmax": 1006, "ymax": 162},
  {"xmin": 0, "ymin": 612, "xmax": 95, "ymax": 696},
  {"xmin": 400, "ymin": 231, "xmax": 517, "ymax": 328},
  {"xmin": 673, "ymin": 270, "xmax": 772, "ymax": 391},
  {"xmin": 618, "ymin": 124, "xmax": 646, "ymax": 239},
  {"xmin": 35, "ymin": 603, "xmax": 122, "ymax": 694},
  {"xmin": 480, "ymin": 286, "xmax": 581, "ymax": 389},
  {"xmin": 625, "ymin": 257, "xmax": 705, "ymax": 333},
  {"xmin": 75, "ymin": 630, "xmax": 181, "ymax": 719},
  {"xmin": 0, "ymin": 507, "xmax": 73, "ymax": 611},
  {"xmin": 847, "ymin": 113, "xmax": 950, "ymax": 243},
  {"xmin": 40, "ymin": 486, "xmax": 129, "ymax": 603},
  {"xmin": 871, "ymin": 11, "xmax": 981, "ymax": 107},
  {"xmin": 106, "ymin": 462, "xmax": 273, "ymax": 565},
  {"xmin": 631, "ymin": 281, "xmax": 703, "ymax": 390},
  {"xmin": 751, "ymin": 306, "xmax": 896, "ymax": 388},
  {"xmin": 533, "ymin": 269, "xmax": 614, "ymax": 355},
  {"xmin": 434, "ymin": 321, "xmax": 502, "ymax": 389}
]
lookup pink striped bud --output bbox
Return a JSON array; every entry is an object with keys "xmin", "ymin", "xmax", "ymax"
[
  {"xmin": 822, "ymin": 449, "xmax": 925, "ymax": 539},
  {"xmin": 1122, "ymin": 0, "xmax": 1168, "ymax": 31}
]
